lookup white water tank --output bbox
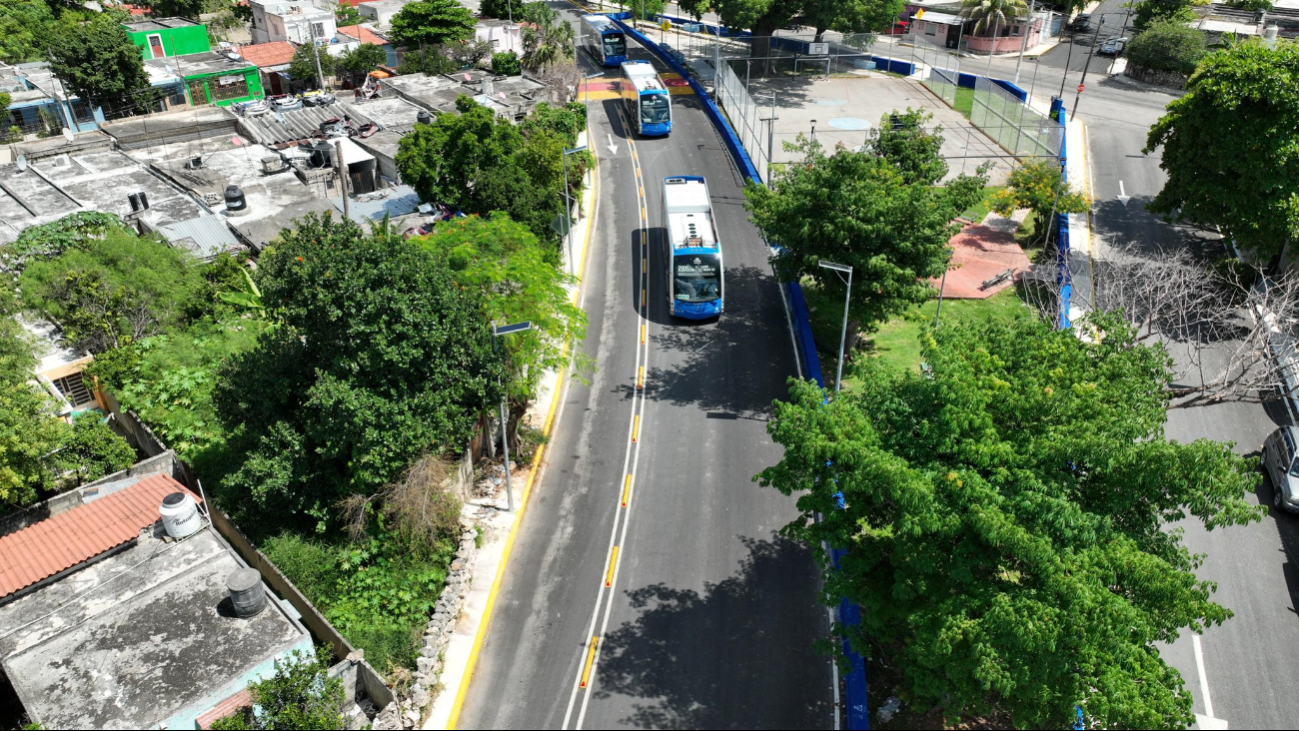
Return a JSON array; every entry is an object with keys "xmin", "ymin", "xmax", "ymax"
[{"xmin": 159, "ymin": 491, "xmax": 202, "ymax": 539}]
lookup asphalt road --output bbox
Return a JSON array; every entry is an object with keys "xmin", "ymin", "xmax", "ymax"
[{"xmin": 455, "ymin": 11, "xmax": 832, "ymax": 730}]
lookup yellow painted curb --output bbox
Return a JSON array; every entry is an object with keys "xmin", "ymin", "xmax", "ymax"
[{"xmin": 444, "ymin": 134, "xmax": 600, "ymax": 730}]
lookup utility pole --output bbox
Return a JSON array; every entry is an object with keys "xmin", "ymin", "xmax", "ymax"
[
  {"xmin": 1070, "ymin": 14, "xmax": 1108, "ymax": 121},
  {"xmin": 308, "ymin": 21, "xmax": 326, "ymax": 91},
  {"xmin": 761, "ymin": 91, "xmax": 776, "ymax": 184},
  {"xmin": 1013, "ymin": 0, "xmax": 1036, "ymax": 85}
]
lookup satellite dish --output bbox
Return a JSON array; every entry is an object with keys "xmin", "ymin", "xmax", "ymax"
[
  {"xmin": 463, "ymin": 73, "xmax": 472, "ymax": 81},
  {"xmin": 62, "ymin": 127, "xmax": 75, "ymax": 143},
  {"xmin": 15, "ymin": 155, "xmax": 26, "ymax": 172}
]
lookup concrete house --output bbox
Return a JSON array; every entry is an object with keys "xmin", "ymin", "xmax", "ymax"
[
  {"xmin": 123, "ymin": 17, "xmax": 213, "ymax": 60},
  {"xmin": 251, "ymin": 0, "xmax": 339, "ymax": 44}
]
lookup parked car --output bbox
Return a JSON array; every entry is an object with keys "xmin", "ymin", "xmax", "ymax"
[
  {"xmin": 1068, "ymin": 13, "xmax": 1091, "ymax": 32},
  {"xmin": 1098, "ymin": 37, "xmax": 1128, "ymax": 56},
  {"xmin": 233, "ymin": 99, "xmax": 270, "ymax": 116},
  {"xmin": 302, "ymin": 90, "xmax": 336, "ymax": 107},
  {"xmin": 1263, "ymin": 426, "xmax": 1299, "ymax": 511},
  {"xmin": 270, "ymin": 94, "xmax": 302, "ymax": 111}
]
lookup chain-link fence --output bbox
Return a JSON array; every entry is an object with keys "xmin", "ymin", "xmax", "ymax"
[{"xmin": 969, "ymin": 75, "xmax": 1061, "ymax": 160}]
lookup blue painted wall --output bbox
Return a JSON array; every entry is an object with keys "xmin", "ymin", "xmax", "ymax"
[{"xmin": 155, "ymin": 636, "xmax": 313, "ymax": 730}]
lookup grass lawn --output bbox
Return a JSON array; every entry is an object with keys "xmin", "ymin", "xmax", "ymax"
[
  {"xmin": 961, "ymin": 186, "xmax": 1005, "ymax": 224},
  {"xmin": 801, "ymin": 277, "xmax": 1034, "ymax": 389},
  {"xmin": 954, "ymin": 86, "xmax": 975, "ymax": 117}
]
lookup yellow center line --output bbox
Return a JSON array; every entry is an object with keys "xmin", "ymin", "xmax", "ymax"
[
  {"xmin": 640, "ymin": 324, "xmax": 646, "ymax": 344},
  {"xmin": 637, "ymin": 365, "xmax": 644, "ymax": 389},
  {"xmin": 631, "ymin": 415, "xmax": 640, "ymax": 442},
  {"xmin": 605, "ymin": 546, "xmax": 619, "ymax": 587},
  {"xmin": 579, "ymin": 637, "xmax": 599, "ymax": 688}
]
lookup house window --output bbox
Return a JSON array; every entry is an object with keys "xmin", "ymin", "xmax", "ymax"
[
  {"xmin": 52, "ymin": 375, "xmax": 95, "ymax": 408},
  {"xmin": 312, "ymin": 22, "xmax": 326, "ymax": 41},
  {"xmin": 188, "ymin": 78, "xmax": 209, "ymax": 105},
  {"xmin": 148, "ymin": 33, "xmax": 166, "ymax": 59},
  {"xmin": 925, "ymin": 24, "xmax": 937, "ymax": 36},
  {"xmin": 209, "ymin": 75, "xmax": 251, "ymax": 102}
]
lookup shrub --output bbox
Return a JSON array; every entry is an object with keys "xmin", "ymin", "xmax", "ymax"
[
  {"xmin": 1126, "ymin": 19, "xmax": 1209, "ymax": 76},
  {"xmin": 491, "ymin": 50, "xmax": 521, "ymax": 76},
  {"xmin": 209, "ymin": 648, "xmax": 344, "ymax": 730}
]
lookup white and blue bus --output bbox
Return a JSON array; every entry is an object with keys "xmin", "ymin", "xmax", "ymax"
[
  {"xmin": 580, "ymin": 14, "xmax": 628, "ymax": 67},
  {"xmin": 620, "ymin": 61, "xmax": 671, "ymax": 136},
  {"xmin": 662, "ymin": 176, "xmax": 723, "ymax": 319}
]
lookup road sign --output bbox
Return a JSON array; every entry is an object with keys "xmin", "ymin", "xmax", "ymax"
[
  {"xmin": 1077, "ymin": 83, "xmax": 1085, "ymax": 93},
  {"xmin": 552, "ymin": 214, "xmax": 571, "ymax": 236},
  {"xmin": 661, "ymin": 19, "xmax": 672, "ymax": 31}
]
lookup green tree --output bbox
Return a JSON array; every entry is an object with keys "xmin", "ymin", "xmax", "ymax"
[
  {"xmin": 478, "ymin": 0, "xmax": 514, "ymax": 19},
  {"xmin": 521, "ymin": 10, "xmax": 574, "ymax": 71},
  {"xmin": 0, "ymin": 0, "xmax": 56, "ymax": 64},
  {"xmin": 212, "ymin": 214, "xmax": 502, "ymax": 531},
  {"xmin": 338, "ymin": 42, "xmax": 386, "ymax": 85},
  {"xmin": 517, "ymin": 1, "xmax": 558, "ymax": 25},
  {"xmin": 209, "ymin": 648, "xmax": 344, "ymax": 730},
  {"xmin": 147, "ymin": 0, "xmax": 206, "ymax": 19},
  {"xmin": 0, "ymin": 280, "xmax": 64, "ymax": 510},
  {"xmin": 959, "ymin": 0, "xmax": 1029, "ymax": 35},
  {"xmin": 48, "ymin": 14, "xmax": 153, "ymax": 116},
  {"xmin": 398, "ymin": 46, "xmax": 458, "ymax": 75},
  {"xmin": 491, "ymin": 50, "xmax": 521, "ymax": 75},
  {"xmin": 1126, "ymin": 18, "xmax": 1209, "ymax": 75},
  {"xmin": 389, "ymin": 0, "xmax": 477, "ymax": 48},
  {"xmin": 745, "ymin": 137, "xmax": 987, "ymax": 333},
  {"xmin": 19, "ymin": 228, "xmax": 205, "ymax": 353},
  {"xmin": 288, "ymin": 43, "xmax": 336, "ymax": 90},
  {"xmin": 54, "ymin": 412, "xmax": 136, "ymax": 487},
  {"xmin": 447, "ymin": 38, "xmax": 493, "ymax": 69},
  {"xmin": 991, "ymin": 159, "xmax": 1089, "ymax": 243},
  {"xmin": 415, "ymin": 212, "xmax": 587, "ymax": 409},
  {"xmin": 1145, "ymin": 41, "xmax": 1299, "ymax": 261},
  {"xmin": 760, "ymin": 315, "xmax": 1263, "ymax": 729},
  {"xmin": 863, "ymin": 108, "xmax": 947, "ymax": 186},
  {"xmin": 1133, "ymin": 0, "xmax": 1197, "ymax": 32},
  {"xmin": 2, "ymin": 211, "xmax": 130, "ymax": 265},
  {"xmin": 335, "ymin": 3, "xmax": 363, "ymax": 26},
  {"xmin": 678, "ymin": 0, "xmax": 904, "ymax": 55}
]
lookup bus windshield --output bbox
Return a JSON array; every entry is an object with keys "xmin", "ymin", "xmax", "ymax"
[
  {"xmin": 603, "ymin": 33, "xmax": 626, "ymax": 57},
  {"xmin": 641, "ymin": 94, "xmax": 669, "ymax": 124},
  {"xmin": 674, "ymin": 254, "xmax": 721, "ymax": 302}
]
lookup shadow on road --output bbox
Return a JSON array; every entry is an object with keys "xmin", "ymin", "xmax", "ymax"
[
  {"xmin": 1256, "ymin": 466, "xmax": 1299, "ymax": 619},
  {"xmin": 593, "ymin": 535, "xmax": 831, "ymax": 730},
  {"xmin": 1090, "ymin": 196, "xmax": 1224, "ymax": 260}
]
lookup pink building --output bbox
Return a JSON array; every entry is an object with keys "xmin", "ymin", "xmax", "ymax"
[{"xmin": 911, "ymin": 10, "xmax": 1049, "ymax": 55}]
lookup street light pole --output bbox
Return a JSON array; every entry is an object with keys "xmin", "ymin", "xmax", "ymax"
[
  {"xmin": 492, "ymin": 321, "xmax": 534, "ymax": 512},
  {"xmin": 562, "ymin": 145, "xmax": 589, "ymax": 277},
  {"xmin": 1013, "ymin": 0, "xmax": 1036, "ymax": 85},
  {"xmin": 1070, "ymin": 14, "xmax": 1108, "ymax": 121},
  {"xmin": 818, "ymin": 261, "xmax": 853, "ymax": 393}
]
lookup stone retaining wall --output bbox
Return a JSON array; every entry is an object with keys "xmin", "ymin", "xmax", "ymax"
[
  {"xmin": 1124, "ymin": 63, "xmax": 1188, "ymax": 90},
  {"xmin": 372, "ymin": 523, "xmax": 479, "ymax": 729}
]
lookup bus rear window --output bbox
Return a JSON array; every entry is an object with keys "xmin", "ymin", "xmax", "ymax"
[{"xmin": 603, "ymin": 33, "xmax": 626, "ymax": 57}]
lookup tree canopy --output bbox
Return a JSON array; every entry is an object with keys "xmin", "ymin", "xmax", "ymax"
[
  {"xmin": 745, "ymin": 124, "xmax": 987, "ymax": 333},
  {"xmin": 1145, "ymin": 40, "xmax": 1299, "ymax": 262},
  {"xmin": 338, "ymin": 42, "xmax": 386, "ymax": 85},
  {"xmin": 991, "ymin": 159, "xmax": 1089, "ymax": 243},
  {"xmin": 48, "ymin": 14, "xmax": 152, "ymax": 115},
  {"xmin": 959, "ymin": 0, "xmax": 1029, "ymax": 35},
  {"xmin": 389, "ymin": 0, "xmax": 477, "ymax": 48},
  {"xmin": 1133, "ymin": 0, "xmax": 1198, "ymax": 32},
  {"xmin": 679, "ymin": 0, "xmax": 904, "ymax": 38},
  {"xmin": 521, "ymin": 8, "xmax": 574, "ymax": 71},
  {"xmin": 212, "ymin": 214, "xmax": 503, "ymax": 531},
  {"xmin": 210, "ymin": 648, "xmax": 344, "ymax": 730},
  {"xmin": 1126, "ymin": 18, "xmax": 1208, "ymax": 75},
  {"xmin": 288, "ymin": 43, "xmax": 336, "ymax": 90},
  {"xmin": 760, "ymin": 314, "xmax": 1263, "ymax": 729},
  {"xmin": 396, "ymin": 97, "xmax": 588, "ymax": 247},
  {"xmin": 414, "ymin": 212, "xmax": 586, "ymax": 405},
  {"xmin": 0, "ymin": 0, "xmax": 56, "ymax": 64}
]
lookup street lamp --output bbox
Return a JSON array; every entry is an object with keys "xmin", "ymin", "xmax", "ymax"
[
  {"xmin": 810, "ymin": 119, "xmax": 817, "ymax": 143},
  {"xmin": 562, "ymin": 145, "xmax": 588, "ymax": 276},
  {"xmin": 818, "ymin": 260, "xmax": 853, "ymax": 393},
  {"xmin": 492, "ymin": 320, "xmax": 533, "ymax": 512}
]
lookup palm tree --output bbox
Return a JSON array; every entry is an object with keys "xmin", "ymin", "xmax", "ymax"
[
  {"xmin": 522, "ymin": 15, "xmax": 575, "ymax": 71},
  {"xmin": 959, "ymin": 0, "xmax": 1029, "ymax": 36}
]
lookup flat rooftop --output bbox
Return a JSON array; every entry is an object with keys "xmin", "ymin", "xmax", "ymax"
[
  {"xmin": 123, "ymin": 17, "xmax": 199, "ymax": 32},
  {"xmin": 146, "ymin": 51, "xmax": 255, "ymax": 79},
  {"xmin": 0, "ymin": 528, "xmax": 309, "ymax": 729},
  {"xmin": 31, "ymin": 149, "xmax": 207, "ymax": 228}
]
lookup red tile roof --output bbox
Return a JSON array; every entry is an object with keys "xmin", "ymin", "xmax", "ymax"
[
  {"xmin": 0, "ymin": 474, "xmax": 201, "ymax": 599},
  {"xmin": 197, "ymin": 689, "xmax": 252, "ymax": 729},
  {"xmin": 338, "ymin": 0, "xmax": 381, "ymax": 6},
  {"xmin": 338, "ymin": 25, "xmax": 388, "ymax": 46},
  {"xmin": 235, "ymin": 41, "xmax": 297, "ymax": 69}
]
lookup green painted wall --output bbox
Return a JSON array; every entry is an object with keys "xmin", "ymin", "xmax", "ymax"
[
  {"xmin": 185, "ymin": 66, "xmax": 263, "ymax": 107},
  {"xmin": 125, "ymin": 23, "xmax": 212, "ymax": 59}
]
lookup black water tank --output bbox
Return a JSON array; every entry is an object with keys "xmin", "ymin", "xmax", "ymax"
[
  {"xmin": 416, "ymin": 109, "xmax": 432, "ymax": 126},
  {"xmin": 226, "ymin": 568, "xmax": 266, "ymax": 618},
  {"xmin": 224, "ymin": 185, "xmax": 247, "ymax": 212},
  {"xmin": 128, "ymin": 192, "xmax": 141, "ymax": 212},
  {"xmin": 138, "ymin": 191, "xmax": 149, "ymax": 210}
]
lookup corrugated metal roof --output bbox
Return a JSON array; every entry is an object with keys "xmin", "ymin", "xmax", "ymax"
[
  {"xmin": 0, "ymin": 474, "xmax": 201, "ymax": 599},
  {"xmin": 159, "ymin": 215, "xmax": 242, "ymax": 259},
  {"xmin": 236, "ymin": 104, "xmax": 379, "ymax": 146},
  {"xmin": 332, "ymin": 184, "xmax": 421, "ymax": 223}
]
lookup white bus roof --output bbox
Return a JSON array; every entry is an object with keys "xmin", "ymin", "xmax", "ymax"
[
  {"xmin": 582, "ymin": 15, "xmax": 621, "ymax": 32},
  {"xmin": 663, "ymin": 178, "xmax": 717, "ymax": 250},
  {"xmin": 622, "ymin": 63, "xmax": 666, "ymax": 92}
]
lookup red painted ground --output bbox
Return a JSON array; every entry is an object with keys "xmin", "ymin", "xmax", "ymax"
[{"xmin": 932, "ymin": 219, "xmax": 1031, "ymax": 299}]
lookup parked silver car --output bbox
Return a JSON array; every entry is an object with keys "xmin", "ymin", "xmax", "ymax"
[{"xmin": 1262, "ymin": 426, "xmax": 1299, "ymax": 511}]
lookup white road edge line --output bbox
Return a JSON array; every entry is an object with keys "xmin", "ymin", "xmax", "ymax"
[{"xmin": 1193, "ymin": 633, "xmax": 1214, "ymax": 720}]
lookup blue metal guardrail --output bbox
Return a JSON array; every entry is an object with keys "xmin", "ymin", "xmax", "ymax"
[
  {"xmin": 611, "ymin": 16, "xmax": 864, "ymax": 728},
  {"xmin": 1052, "ymin": 102, "xmax": 1071, "ymax": 330},
  {"xmin": 767, "ymin": 36, "xmax": 915, "ymax": 76}
]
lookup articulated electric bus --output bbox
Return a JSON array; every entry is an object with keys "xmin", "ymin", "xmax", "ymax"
[
  {"xmin": 662, "ymin": 176, "xmax": 723, "ymax": 319},
  {"xmin": 580, "ymin": 14, "xmax": 628, "ymax": 67},
  {"xmin": 620, "ymin": 61, "xmax": 672, "ymax": 136}
]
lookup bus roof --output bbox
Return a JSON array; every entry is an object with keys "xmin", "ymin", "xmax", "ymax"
[
  {"xmin": 622, "ymin": 62, "xmax": 666, "ymax": 93},
  {"xmin": 581, "ymin": 15, "xmax": 622, "ymax": 33},
  {"xmin": 663, "ymin": 177, "xmax": 717, "ymax": 250}
]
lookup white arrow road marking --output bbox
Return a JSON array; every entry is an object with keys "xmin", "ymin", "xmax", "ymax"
[
  {"xmin": 1117, "ymin": 179, "xmax": 1131, "ymax": 206},
  {"xmin": 1192, "ymin": 634, "xmax": 1229, "ymax": 728},
  {"xmin": 607, "ymin": 133, "xmax": 619, "ymax": 156}
]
